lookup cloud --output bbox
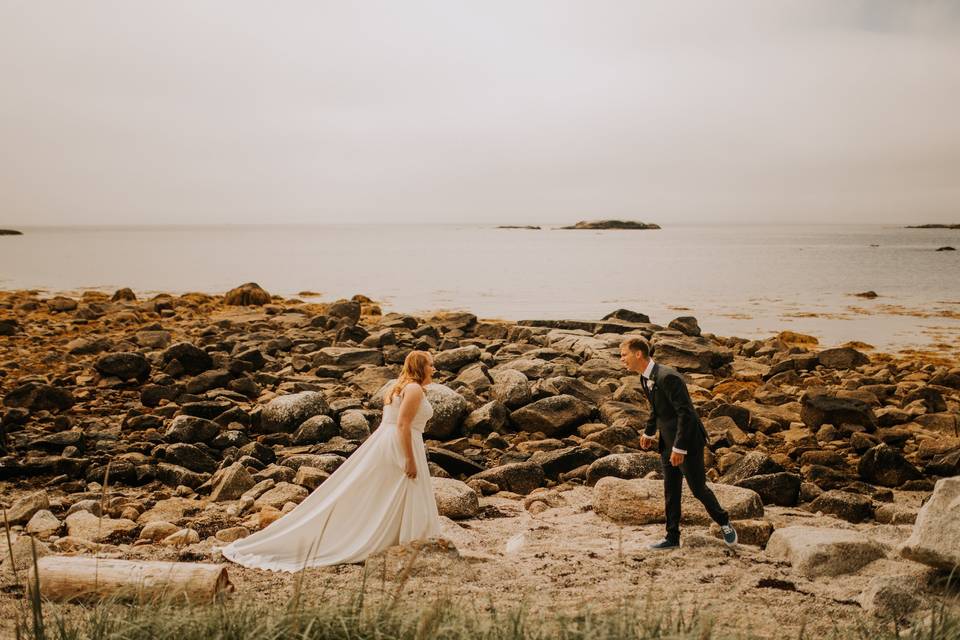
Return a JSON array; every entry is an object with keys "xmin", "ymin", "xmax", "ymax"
[{"xmin": 1, "ymin": 1, "xmax": 959, "ymax": 225}]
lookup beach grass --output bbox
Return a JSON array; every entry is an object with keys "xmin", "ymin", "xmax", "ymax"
[{"xmin": 9, "ymin": 553, "xmax": 960, "ymax": 640}]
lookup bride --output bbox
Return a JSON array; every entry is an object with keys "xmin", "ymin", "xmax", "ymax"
[{"xmin": 221, "ymin": 350, "xmax": 441, "ymax": 571}]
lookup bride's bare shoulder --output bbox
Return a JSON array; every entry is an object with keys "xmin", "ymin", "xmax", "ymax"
[{"xmin": 401, "ymin": 382, "xmax": 425, "ymax": 398}]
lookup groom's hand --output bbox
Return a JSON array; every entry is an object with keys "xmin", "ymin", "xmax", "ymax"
[
  {"xmin": 640, "ymin": 434, "xmax": 655, "ymax": 450},
  {"xmin": 669, "ymin": 451, "xmax": 685, "ymax": 467}
]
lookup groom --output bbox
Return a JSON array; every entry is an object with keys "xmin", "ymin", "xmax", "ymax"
[{"xmin": 619, "ymin": 336, "xmax": 737, "ymax": 549}]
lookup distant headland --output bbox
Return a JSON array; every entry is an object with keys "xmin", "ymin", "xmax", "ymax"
[
  {"xmin": 0, "ymin": 229, "xmax": 23, "ymax": 236},
  {"xmin": 905, "ymin": 224, "xmax": 960, "ymax": 229}
]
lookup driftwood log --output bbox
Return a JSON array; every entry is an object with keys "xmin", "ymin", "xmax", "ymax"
[{"xmin": 28, "ymin": 557, "xmax": 233, "ymax": 603}]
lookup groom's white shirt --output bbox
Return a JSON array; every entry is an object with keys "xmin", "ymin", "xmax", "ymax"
[{"xmin": 642, "ymin": 360, "xmax": 687, "ymax": 456}]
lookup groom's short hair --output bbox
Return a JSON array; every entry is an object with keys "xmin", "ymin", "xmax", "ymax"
[{"xmin": 621, "ymin": 336, "xmax": 653, "ymax": 357}]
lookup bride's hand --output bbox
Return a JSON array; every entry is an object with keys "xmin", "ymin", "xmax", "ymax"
[{"xmin": 404, "ymin": 458, "xmax": 417, "ymax": 479}]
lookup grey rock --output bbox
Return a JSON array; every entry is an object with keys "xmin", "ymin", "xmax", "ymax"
[
  {"xmin": 164, "ymin": 415, "xmax": 220, "ymax": 444},
  {"xmin": 432, "ymin": 477, "xmax": 479, "ymax": 519},
  {"xmin": 260, "ymin": 391, "xmax": 331, "ymax": 433},
  {"xmin": 510, "ymin": 394, "xmax": 592, "ymax": 437},
  {"xmin": 292, "ymin": 415, "xmax": 338, "ymax": 444},
  {"xmin": 490, "ymin": 369, "xmax": 532, "ymax": 409},
  {"xmin": 210, "ymin": 462, "xmax": 256, "ymax": 502},
  {"xmin": 95, "ymin": 352, "xmax": 151, "ymax": 380},
  {"xmin": 434, "ymin": 345, "xmax": 482, "ymax": 371},
  {"xmin": 734, "ymin": 472, "xmax": 801, "ymax": 507},
  {"xmin": 161, "ymin": 342, "xmax": 214, "ymax": 375},
  {"xmin": 900, "ymin": 477, "xmax": 960, "ymax": 571},
  {"xmin": 463, "ymin": 401, "xmax": 509, "ymax": 435},
  {"xmin": 858, "ymin": 444, "xmax": 922, "ymax": 487},
  {"xmin": 593, "ymin": 477, "xmax": 763, "ymax": 525},
  {"xmin": 339, "ymin": 410, "xmax": 371, "ymax": 440},
  {"xmin": 423, "ymin": 384, "xmax": 468, "ymax": 440},
  {"xmin": 766, "ymin": 526, "xmax": 885, "ymax": 578},
  {"xmin": 800, "ymin": 391, "xmax": 877, "ymax": 432},
  {"xmin": 809, "ymin": 489, "xmax": 874, "ymax": 523},
  {"xmin": 817, "ymin": 347, "xmax": 870, "ymax": 369},
  {"xmin": 469, "ymin": 461, "xmax": 545, "ymax": 495},
  {"xmin": 585, "ymin": 452, "xmax": 662, "ymax": 485}
]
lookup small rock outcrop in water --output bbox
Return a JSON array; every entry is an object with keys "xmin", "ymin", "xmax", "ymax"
[
  {"xmin": 560, "ymin": 220, "xmax": 660, "ymax": 230},
  {"xmin": 0, "ymin": 229, "xmax": 23, "ymax": 235},
  {"xmin": 497, "ymin": 225, "xmax": 541, "ymax": 230},
  {"xmin": 936, "ymin": 246, "xmax": 956, "ymax": 251},
  {"xmin": 853, "ymin": 290, "xmax": 878, "ymax": 298},
  {"xmin": 224, "ymin": 282, "xmax": 271, "ymax": 306}
]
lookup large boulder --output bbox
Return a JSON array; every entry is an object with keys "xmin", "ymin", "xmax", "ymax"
[
  {"xmin": 585, "ymin": 453, "xmax": 662, "ymax": 486},
  {"xmin": 432, "ymin": 477, "xmax": 479, "ymax": 519},
  {"xmin": 423, "ymin": 384, "xmax": 469, "ymax": 439},
  {"xmin": 65, "ymin": 511, "xmax": 138, "ymax": 543},
  {"xmin": 463, "ymin": 401, "xmax": 509, "ymax": 435},
  {"xmin": 7, "ymin": 490, "xmax": 50, "ymax": 524},
  {"xmin": 817, "ymin": 347, "xmax": 869, "ymax": 370},
  {"xmin": 164, "ymin": 415, "xmax": 220, "ymax": 444},
  {"xmin": 858, "ymin": 444, "xmax": 923, "ymax": 487},
  {"xmin": 529, "ymin": 443, "xmax": 608, "ymax": 479},
  {"xmin": 434, "ymin": 346, "xmax": 482, "ymax": 372},
  {"xmin": 161, "ymin": 342, "xmax": 213, "ymax": 375},
  {"xmin": 209, "ymin": 463, "xmax": 256, "ymax": 502},
  {"xmin": 427, "ymin": 447, "xmax": 485, "ymax": 477},
  {"xmin": 510, "ymin": 394, "xmax": 592, "ymax": 437},
  {"xmin": 260, "ymin": 391, "xmax": 331, "ymax": 433},
  {"xmin": 734, "ymin": 472, "xmax": 801, "ymax": 507},
  {"xmin": 720, "ymin": 452, "xmax": 785, "ymax": 484},
  {"xmin": 313, "ymin": 347, "xmax": 383, "ymax": 370},
  {"xmin": 224, "ymin": 282, "xmax": 271, "ymax": 306},
  {"xmin": 161, "ymin": 443, "xmax": 218, "ymax": 473},
  {"xmin": 489, "ymin": 369, "xmax": 532, "ymax": 409},
  {"xmin": 592, "ymin": 477, "xmax": 763, "ymax": 525},
  {"xmin": 156, "ymin": 462, "xmax": 208, "ymax": 489},
  {"xmin": 468, "ymin": 462, "xmax": 544, "ymax": 495},
  {"xmin": 766, "ymin": 526, "xmax": 886, "ymax": 578},
  {"xmin": 292, "ymin": 415, "xmax": 338, "ymax": 444},
  {"xmin": 809, "ymin": 490, "xmax": 874, "ymax": 523},
  {"xmin": 254, "ymin": 482, "xmax": 309, "ymax": 509},
  {"xmin": 800, "ymin": 391, "xmax": 877, "ymax": 431},
  {"xmin": 900, "ymin": 477, "xmax": 960, "ymax": 571},
  {"xmin": 3, "ymin": 382, "xmax": 75, "ymax": 412},
  {"xmin": 650, "ymin": 337, "xmax": 733, "ymax": 373},
  {"xmin": 94, "ymin": 352, "xmax": 151, "ymax": 381}
]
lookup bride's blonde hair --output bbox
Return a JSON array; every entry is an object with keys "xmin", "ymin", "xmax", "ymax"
[{"xmin": 384, "ymin": 350, "xmax": 432, "ymax": 405}]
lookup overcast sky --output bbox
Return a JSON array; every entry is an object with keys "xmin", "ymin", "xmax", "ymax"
[{"xmin": 2, "ymin": 1, "xmax": 959, "ymax": 226}]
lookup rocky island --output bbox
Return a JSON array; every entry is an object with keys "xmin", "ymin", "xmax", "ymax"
[
  {"xmin": 0, "ymin": 285, "xmax": 958, "ymax": 637},
  {"xmin": 560, "ymin": 220, "xmax": 661, "ymax": 230},
  {"xmin": 0, "ymin": 229, "xmax": 23, "ymax": 236}
]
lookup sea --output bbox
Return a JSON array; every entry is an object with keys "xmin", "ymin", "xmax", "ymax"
[{"xmin": 1, "ymin": 224, "xmax": 958, "ymax": 354}]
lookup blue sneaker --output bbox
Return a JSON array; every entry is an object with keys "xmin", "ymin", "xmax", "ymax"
[
  {"xmin": 647, "ymin": 538, "xmax": 680, "ymax": 550},
  {"xmin": 720, "ymin": 523, "xmax": 738, "ymax": 546}
]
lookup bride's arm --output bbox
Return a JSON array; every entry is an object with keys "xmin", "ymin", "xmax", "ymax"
[{"xmin": 396, "ymin": 383, "xmax": 424, "ymax": 478}]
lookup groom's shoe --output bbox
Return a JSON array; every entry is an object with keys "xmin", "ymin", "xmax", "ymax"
[
  {"xmin": 647, "ymin": 538, "xmax": 680, "ymax": 550},
  {"xmin": 720, "ymin": 523, "xmax": 738, "ymax": 547}
]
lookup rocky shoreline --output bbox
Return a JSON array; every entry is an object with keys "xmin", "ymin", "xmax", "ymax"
[{"xmin": 1, "ymin": 283, "xmax": 959, "ymax": 633}]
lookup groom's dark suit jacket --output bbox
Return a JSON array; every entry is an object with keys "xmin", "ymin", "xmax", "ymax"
[{"xmin": 642, "ymin": 363, "xmax": 708, "ymax": 453}]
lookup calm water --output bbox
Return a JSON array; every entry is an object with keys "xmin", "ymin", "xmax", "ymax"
[{"xmin": 2, "ymin": 224, "xmax": 959, "ymax": 353}]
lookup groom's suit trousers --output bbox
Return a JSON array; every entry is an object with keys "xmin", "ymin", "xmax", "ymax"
[{"xmin": 660, "ymin": 437, "xmax": 729, "ymax": 543}]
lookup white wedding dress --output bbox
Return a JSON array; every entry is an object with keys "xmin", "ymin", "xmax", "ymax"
[{"xmin": 221, "ymin": 384, "xmax": 441, "ymax": 571}]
